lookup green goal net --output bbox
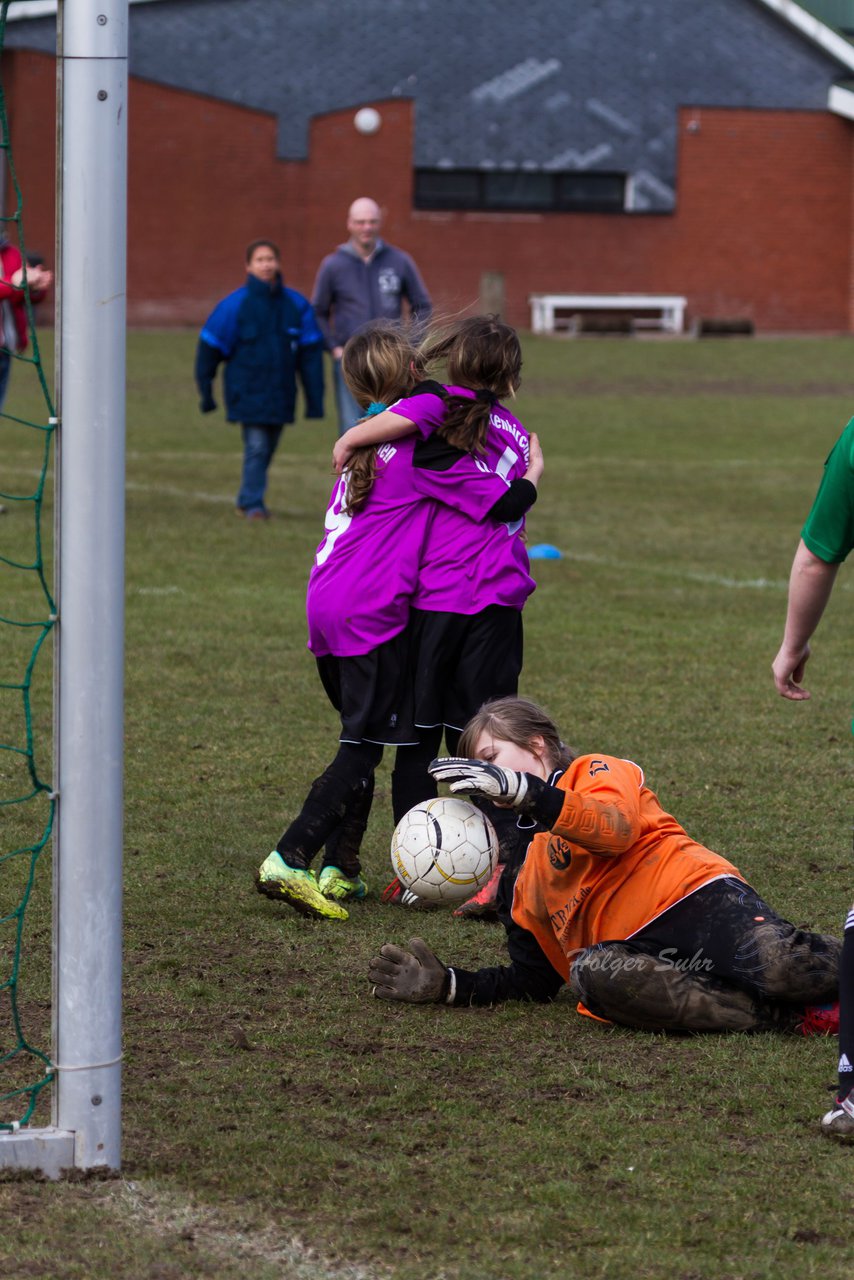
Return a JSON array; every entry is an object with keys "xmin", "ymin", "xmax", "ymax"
[{"xmin": 0, "ymin": 0, "xmax": 57, "ymax": 1129}]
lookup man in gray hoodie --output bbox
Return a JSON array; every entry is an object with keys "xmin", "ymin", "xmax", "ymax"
[{"xmin": 312, "ymin": 197, "xmax": 432, "ymax": 433}]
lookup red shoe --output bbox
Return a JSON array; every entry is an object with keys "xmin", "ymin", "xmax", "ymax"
[
  {"xmin": 381, "ymin": 877, "xmax": 431, "ymax": 909},
  {"xmin": 381, "ymin": 877, "xmax": 403, "ymax": 903},
  {"xmin": 796, "ymin": 1001, "xmax": 840, "ymax": 1036},
  {"xmin": 453, "ymin": 863, "xmax": 505, "ymax": 920}
]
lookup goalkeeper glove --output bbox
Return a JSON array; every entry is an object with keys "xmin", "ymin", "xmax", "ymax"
[
  {"xmin": 428, "ymin": 757, "xmax": 530, "ymax": 807},
  {"xmin": 429, "ymin": 757, "xmax": 567, "ymax": 827},
  {"xmin": 199, "ymin": 390, "xmax": 217, "ymax": 414},
  {"xmin": 368, "ymin": 937, "xmax": 450, "ymax": 1003}
]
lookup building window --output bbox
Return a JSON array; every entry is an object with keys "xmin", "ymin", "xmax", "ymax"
[
  {"xmin": 415, "ymin": 169, "xmax": 627, "ymax": 212},
  {"xmin": 556, "ymin": 172, "xmax": 626, "ymax": 211}
]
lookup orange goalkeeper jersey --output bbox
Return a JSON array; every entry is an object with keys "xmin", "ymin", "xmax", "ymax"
[{"xmin": 511, "ymin": 753, "xmax": 744, "ymax": 982}]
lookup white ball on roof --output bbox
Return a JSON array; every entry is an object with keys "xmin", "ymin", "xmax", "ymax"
[{"xmin": 354, "ymin": 107, "xmax": 381, "ymax": 135}]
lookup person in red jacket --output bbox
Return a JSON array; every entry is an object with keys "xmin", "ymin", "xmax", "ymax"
[
  {"xmin": 0, "ymin": 237, "xmax": 52, "ymax": 412},
  {"xmin": 369, "ymin": 697, "xmax": 840, "ymax": 1038}
]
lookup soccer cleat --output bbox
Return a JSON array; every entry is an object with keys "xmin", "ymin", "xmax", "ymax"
[
  {"xmin": 318, "ymin": 865, "xmax": 368, "ymax": 902},
  {"xmin": 821, "ymin": 1090, "xmax": 854, "ymax": 1141},
  {"xmin": 381, "ymin": 877, "xmax": 432, "ymax": 909},
  {"xmin": 795, "ymin": 1001, "xmax": 840, "ymax": 1037},
  {"xmin": 453, "ymin": 862, "xmax": 505, "ymax": 920},
  {"xmin": 255, "ymin": 851, "xmax": 348, "ymax": 920}
]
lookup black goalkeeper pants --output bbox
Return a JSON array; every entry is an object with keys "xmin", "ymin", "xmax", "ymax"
[{"xmin": 568, "ymin": 876, "xmax": 840, "ymax": 1033}]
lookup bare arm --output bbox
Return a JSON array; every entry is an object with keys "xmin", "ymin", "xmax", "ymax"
[
  {"xmin": 525, "ymin": 432, "xmax": 544, "ymax": 486},
  {"xmin": 332, "ymin": 409, "xmax": 416, "ymax": 472},
  {"xmin": 771, "ymin": 539, "xmax": 840, "ymax": 700}
]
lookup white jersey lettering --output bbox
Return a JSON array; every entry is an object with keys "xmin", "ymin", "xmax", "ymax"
[
  {"xmin": 315, "ymin": 475, "xmax": 353, "ymax": 566},
  {"xmin": 490, "ymin": 411, "xmax": 529, "ymax": 464}
]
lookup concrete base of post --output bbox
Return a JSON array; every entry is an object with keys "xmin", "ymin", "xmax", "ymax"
[{"xmin": 0, "ymin": 1127, "xmax": 76, "ymax": 1179}]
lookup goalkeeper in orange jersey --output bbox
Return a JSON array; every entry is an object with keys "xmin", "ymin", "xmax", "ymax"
[{"xmin": 368, "ymin": 697, "xmax": 840, "ymax": 1039}]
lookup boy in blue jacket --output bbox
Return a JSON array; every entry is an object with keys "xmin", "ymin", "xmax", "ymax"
[{"xmin": 195, "ymin": 241, "xmax": 325, "ymax": 519}]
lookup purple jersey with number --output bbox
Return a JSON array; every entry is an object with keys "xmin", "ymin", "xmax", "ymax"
[
  {"xmin": 390, "ymin": 386, "xmax": 535, "ymax": 613},
  {"xmin": 307, "ymin": 438, "xmax": 431, "ymax": 657}
]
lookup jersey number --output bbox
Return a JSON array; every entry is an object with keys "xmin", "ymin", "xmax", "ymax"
[{"xmin": 315, "ymin": 476, "xmax": 353, "ymax": 566}]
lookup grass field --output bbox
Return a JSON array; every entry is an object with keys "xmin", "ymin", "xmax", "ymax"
[{"xmin": 1, "ymin": 330, "xmax": 853, "ymax": 1280}]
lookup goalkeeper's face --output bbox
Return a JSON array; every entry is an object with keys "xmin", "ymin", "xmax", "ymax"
[{"xmin": 473, "ymin": 731, "xmax": 550, "ymax": 780}]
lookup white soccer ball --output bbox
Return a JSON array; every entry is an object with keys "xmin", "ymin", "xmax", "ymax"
[
  {"xmin": 353, "ymin": 107, "xmax": 381, "ymax": 135},
  {"xmin": 390, "ymin": 797, "xmax": 499, "ymax": 904}
]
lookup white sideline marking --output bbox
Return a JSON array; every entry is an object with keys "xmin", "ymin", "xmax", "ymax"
[
  {"xmin": 126, "ymin": 451, "xmax": 230, "ymax": 462},
  {"xmin": 135, "ymin": 586, "xmax": 184, "ymax": 596},
  {"xmin": 6, "ymin": 464, "xmax": 847, "ymax": 594},
  {"xmin": 125, "ymin": 480, "xmax": 234, "ymax": 506},
  {"xmin": 3, "ymin": 464, "xmax": 235, "ymax": 507},
  {"xmin": 118, "ymin": 1180, "xmax": 378, "ymax": 1279},
  {"xmin": 560, "ymin": 549, "xmax": 789, "ymax": 591}
]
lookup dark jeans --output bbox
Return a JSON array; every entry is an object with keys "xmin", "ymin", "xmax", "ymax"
[
  {"xmin": 332, "ymin": 358, "xmax": 364, "ymax": 436},
  {"xmin": 238, "ymin": 422, "xmax": 283, "ymax": 513}
]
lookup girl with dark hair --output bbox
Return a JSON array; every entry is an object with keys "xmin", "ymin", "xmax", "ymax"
[
  {"xmin": 369, "ymin": 696, "xmax": 841, "ymax": 1047},
  {"xmin": 332, "ymin": 317, "xmax": 541, "ymax": 914},
  {"xmin": 255, "ymin": 327, "xmax": 543, "ymax": 921}
]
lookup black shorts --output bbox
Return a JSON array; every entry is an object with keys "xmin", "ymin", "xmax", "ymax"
[
  {"xmin": 411, "ymin": 605, "xmax": 523, "ymax": 733},
  {"xmin": 316, "ymin": 628, "xmax": 419, "ymax": 746}
]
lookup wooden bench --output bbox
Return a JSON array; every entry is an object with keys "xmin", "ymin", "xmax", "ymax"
[{"xmin": 529, "ymin": 293, "xmax": 687, "ymax": 335}]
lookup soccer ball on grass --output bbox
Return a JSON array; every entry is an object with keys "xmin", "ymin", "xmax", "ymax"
[{"xmin": 390, "ymin": 797, "xmax": 499, "ymax": 904}]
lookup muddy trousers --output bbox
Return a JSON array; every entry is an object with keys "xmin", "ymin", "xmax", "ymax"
[{"xmin": 568, "ymin": 876, "xmax": 841, "ymax": 1033}]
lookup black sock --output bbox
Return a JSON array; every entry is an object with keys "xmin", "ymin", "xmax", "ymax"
[
  {"xmin": 838, "ymin": 905, "xmax": 854, "ymax": 1102},
  {"xmin": 277, "ymin": 742, "xmax": 383, "ymax": 869},
  {"xmin": 391, "ymin": 726, "xmax": 443, "ymax": 823},
  {"xmin": 320, "ymin": 775, "xmax": 374, "ymax": 878}
]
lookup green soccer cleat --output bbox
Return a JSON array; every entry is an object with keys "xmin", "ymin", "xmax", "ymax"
[
  {"xmin": 255, "ymin": 851, "xmax": 349, "ymax": 921},
  {"xmin": 317, "ymin": 865, "xmax": 368, "ymax": 902}
]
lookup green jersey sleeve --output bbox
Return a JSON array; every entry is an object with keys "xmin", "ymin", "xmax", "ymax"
[{"xmin": 800, "ymin": 418, "xmax": 854, "ymax": 564}]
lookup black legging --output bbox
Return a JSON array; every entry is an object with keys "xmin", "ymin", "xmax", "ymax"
[
  {"xmin": 276, "ymin": 741, "xmax": 383, "ymax": 873},
  {"xmin": 277, "ymin": 726, "xmax": 465, "ymax": 878},
  {"xmin": 390, "ymin": 725, "xmax": 461, "ymax": 822}
]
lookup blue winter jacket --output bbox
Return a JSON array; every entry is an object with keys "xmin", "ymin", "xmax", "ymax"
[{"xmin": 195, "ymin": 272, "xmax": 325, "ymax": 425}]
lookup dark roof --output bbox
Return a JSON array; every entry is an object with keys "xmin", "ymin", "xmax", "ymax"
[{"xmin": 8, "ymin": 0, "xmax": 853, "ymax": 210}]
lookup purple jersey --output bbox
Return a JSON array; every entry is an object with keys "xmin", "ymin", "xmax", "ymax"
[
  {"xmin": 307, "ymin": 437, "xmax": 432, "ymax": 657},
  {"xmin": 390, "ymin": 386, "xmax": 535, "ymax": 613}
]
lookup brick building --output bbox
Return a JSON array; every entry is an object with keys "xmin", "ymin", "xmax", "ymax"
[{"xmin": 6, "ymin": 0, "xmax": 854, "ymax": 331}]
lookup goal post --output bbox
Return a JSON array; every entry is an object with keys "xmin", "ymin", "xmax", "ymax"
[{"xmin": 0, "ymin": 0, "xmax": 127, "ymax": 1177}]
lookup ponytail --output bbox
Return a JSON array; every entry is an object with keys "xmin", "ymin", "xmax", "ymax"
[
  {"xmin": 342, "ymin": 446, "xmax": 379, "ymax": 515},
  {"xmin": 437, "ymin": 392, "xmax": 493, "ymax": 454},
  {"xmin": 421, "ymin": 316, "xmax": 522, "ymax": 456}
]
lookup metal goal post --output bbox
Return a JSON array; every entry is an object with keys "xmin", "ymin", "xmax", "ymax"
[{"xmin": 0, "ymin": 0, "xmax": 127, "ymax": 1178}]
